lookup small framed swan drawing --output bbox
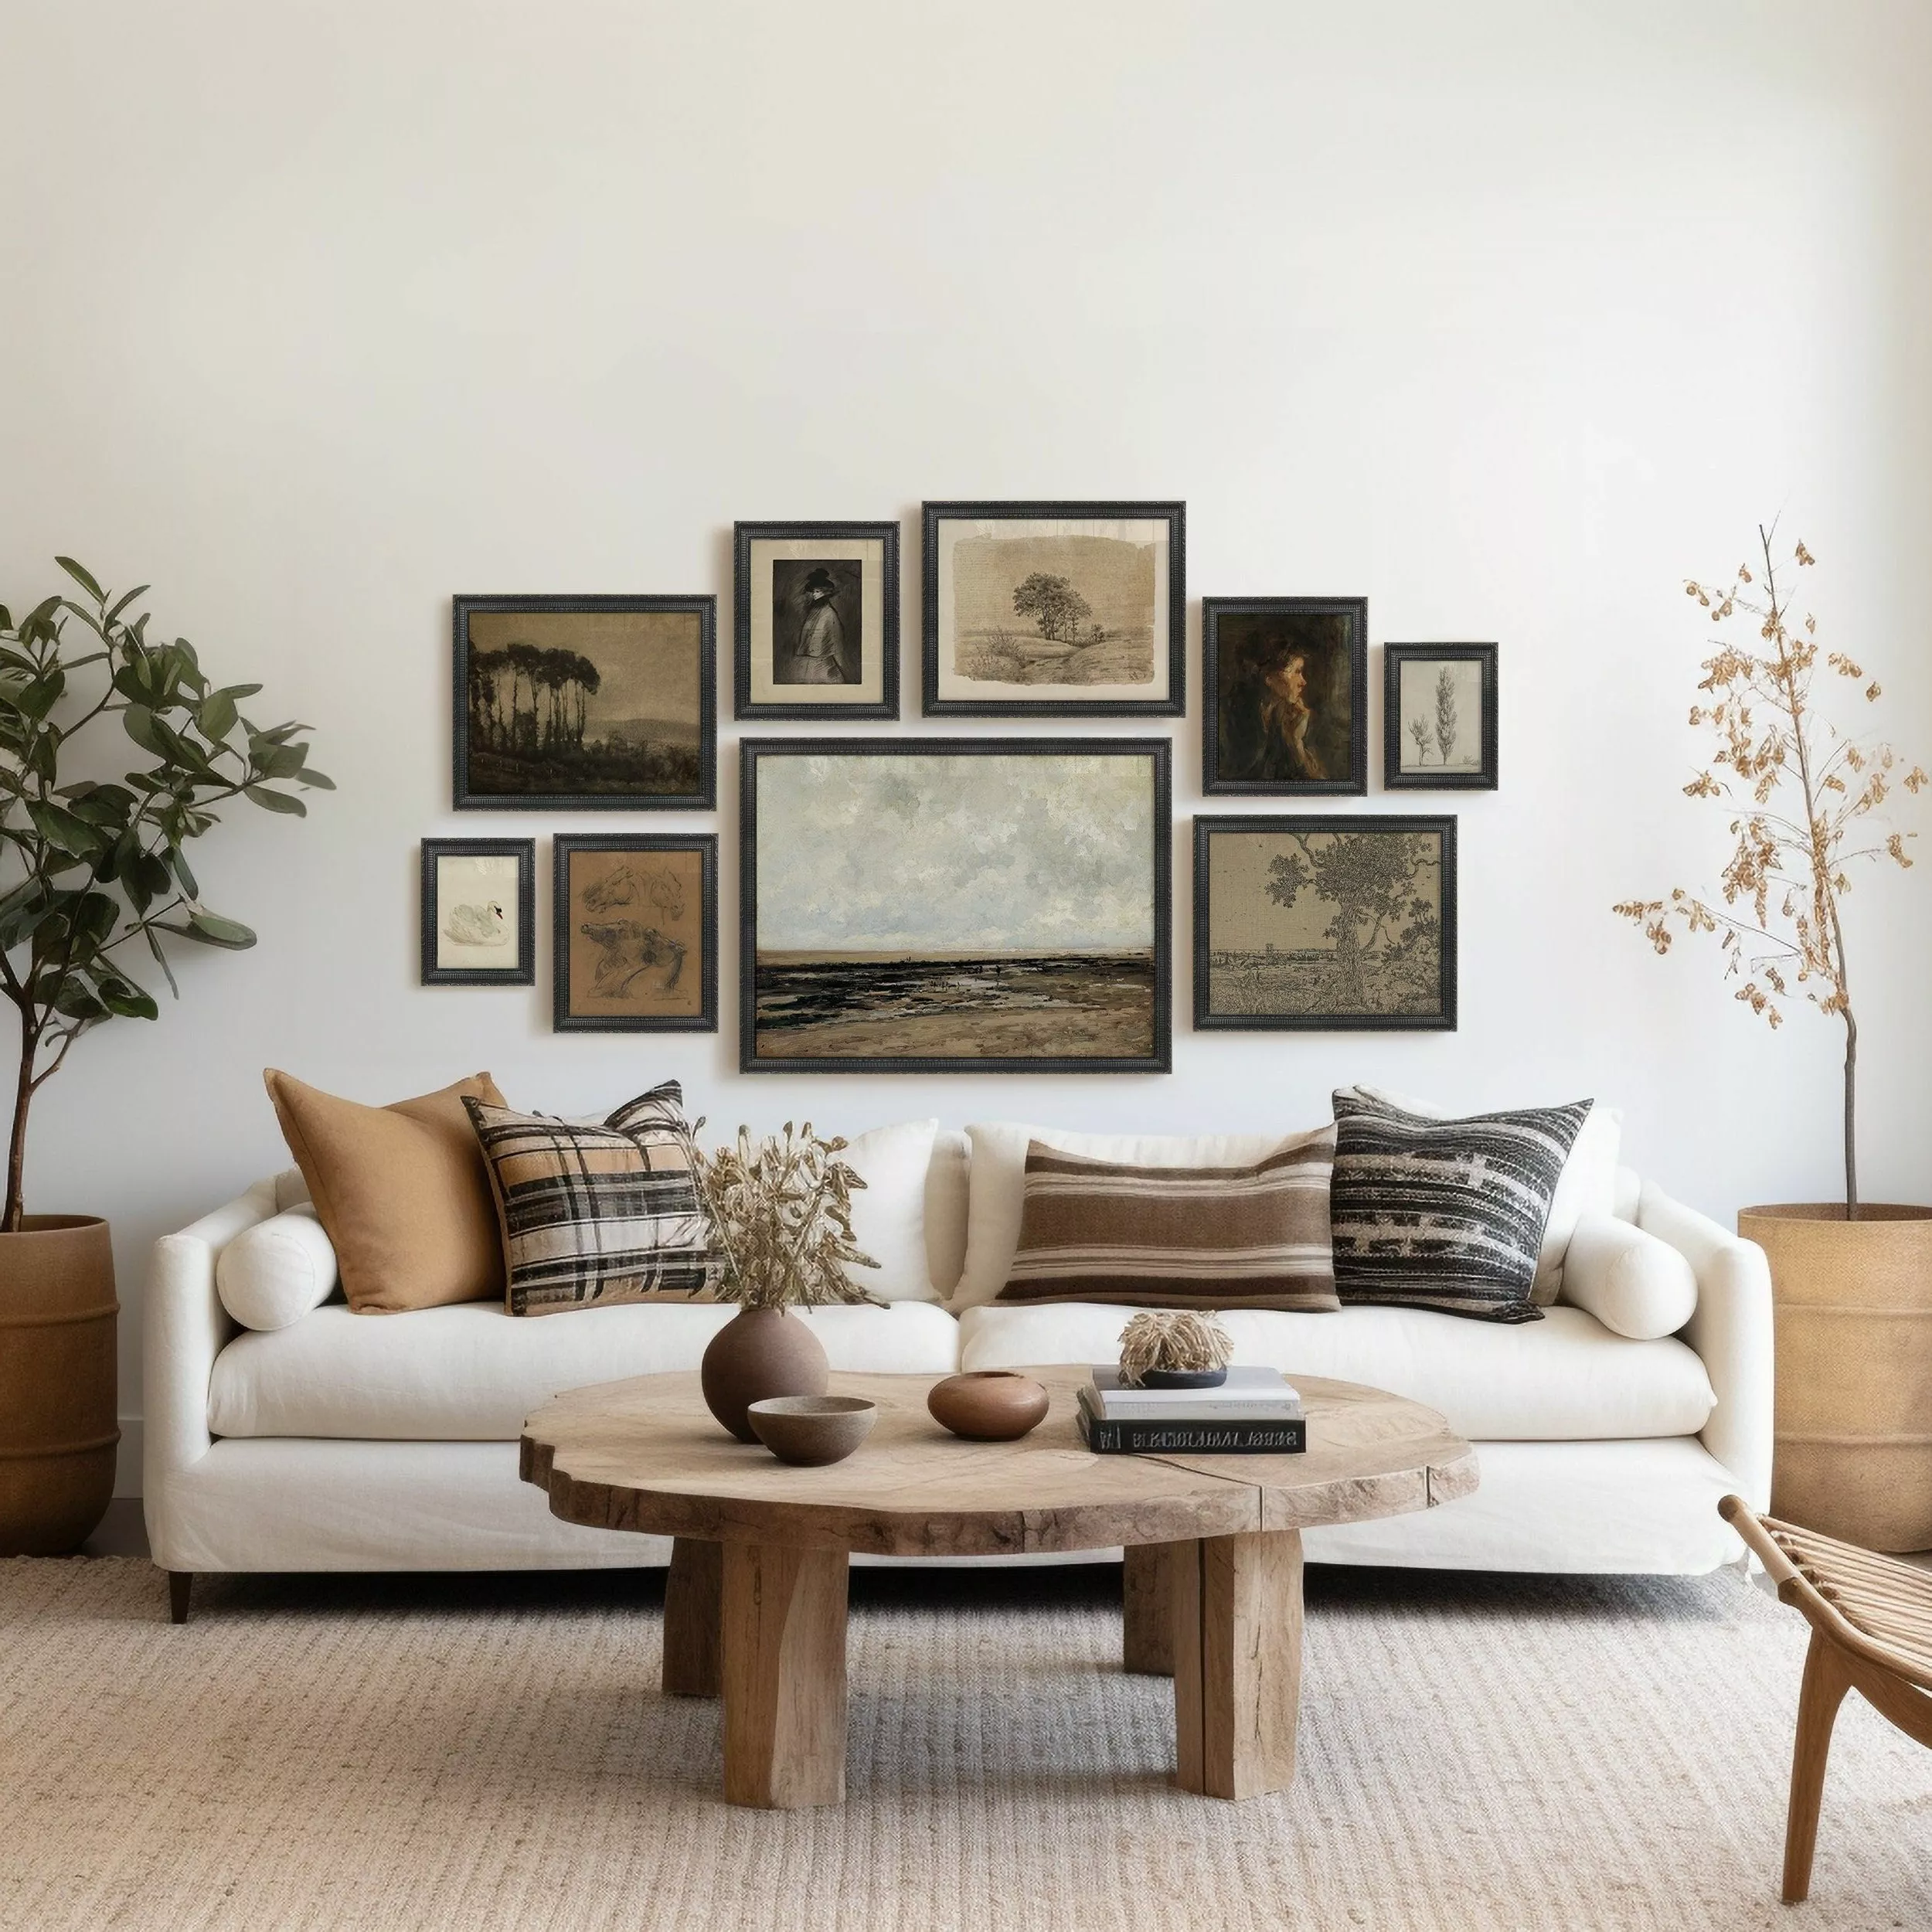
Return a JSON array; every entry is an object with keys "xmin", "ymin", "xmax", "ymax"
[{"xmin": 420, "ymin": 838, "xmax": 536, "ymax": 986}]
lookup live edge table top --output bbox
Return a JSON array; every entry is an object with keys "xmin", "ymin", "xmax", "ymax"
[{"xmin": 519, "ymin": 1366, "xmax": 1478, "ymax": 1558}]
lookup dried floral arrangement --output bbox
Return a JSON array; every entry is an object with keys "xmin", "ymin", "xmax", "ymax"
[
  {"xmin": 1614, "ymin": 527, "xmax": 1924, "ymax": 1213},
  {"xmin": 696, "ymin": 1121, "xmax": 881, "ymax": 1308},
  {"xmin": 1117, "ymin": 1310, "xmax": 1235, "ymax": 1386}
]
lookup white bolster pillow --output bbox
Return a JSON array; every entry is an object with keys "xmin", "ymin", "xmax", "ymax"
[
  {"xmin": 216, "ymin": 1204, "xmax": 341, "ymax": 1331},
  {"xmin": 1560, "ymin": 1213, "xmax": 1698, "ymax": 1340}
]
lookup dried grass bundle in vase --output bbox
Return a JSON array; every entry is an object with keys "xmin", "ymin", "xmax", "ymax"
[{"xmin": 1117, "ymin": 1311, "xmax": 1235, "ymax": 1387}]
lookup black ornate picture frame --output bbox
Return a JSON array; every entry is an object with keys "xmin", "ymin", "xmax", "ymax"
[
  {"xmin": 1192, "ymin": 814, "xmax": 1457, "ymax": 1031},
  {"xmin": 742, "ymin": 736, "xmax": 1172, "ymax": 1073},
  {"xmin": 921, "ymin": 500, "xmax": 1185, "ymax": 718},
  {"xmin": 553, "ymin": 833, "xmax": 719, "ymax": 1033},
  {"xmin": 420, "ymin": 838, "xmax": 535, "ymax": 987},
  {"xmin": 733, "ymin": 521, "xmax": 900, "ymax": 721},
  {"xmin": 452, "ymin": 594, "xmax": 716, "ymax": 810},
  {"xmin": 1201, "ymin": 596, "xmax": 1369, "ymax": 796},
  {"xmin": 1383, "ymin": 642, "xmax": 1498, "ymax": 790}
]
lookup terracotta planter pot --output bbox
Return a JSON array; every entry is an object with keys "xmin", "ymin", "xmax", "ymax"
[
  {"xmin": 0, "ymin": 1216, "xmax": 118, "ymax": 1556},
  {"xmin": 699, "ymin": 1307, "xmax": 829, "ymax": 1443},
  {"xmin": 1740, "ymin": 1202, "xmax": 1932, "ymax": 1553}
]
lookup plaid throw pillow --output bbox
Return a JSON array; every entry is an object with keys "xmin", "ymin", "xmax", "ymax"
[
  {"xmin": 464, "ymin": 1082, "xmax": 718, "ymax": 1316},
  {"xmin": 1328, "ymin": 1091, "xmax": 1590, "ymax": 1322},
  {"xmin": 995, "ymin": 1128, "xmax": 1339, "ymax": 1311}
]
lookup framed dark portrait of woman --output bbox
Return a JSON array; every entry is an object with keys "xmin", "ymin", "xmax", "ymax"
[
  {"xmin": 1202, "ymin": 597, "xmax": 1368, "ymax": 796},
  {"xmin": 733, "ymin": 521, "xmax": 900, "ymax": 721}
]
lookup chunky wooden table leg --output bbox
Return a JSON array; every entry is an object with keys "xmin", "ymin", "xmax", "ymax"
[
  {"xmin": 1172, "ymin": 1528, "xmax": 1303, "ymax": 1799},
  {"xmin": 662, "ymin": 1537, "xmax": 723, "ymax": 1697},
  {"xmin": 720, "ymin": 1541, "xmax": 849, "ymax": 1808},
  {"xmin": 1122, "ymin": 1541, "xmax": 1177, "ymax": 1675}
]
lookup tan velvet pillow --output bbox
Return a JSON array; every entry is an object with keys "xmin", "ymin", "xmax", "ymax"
[{"xmin": 264, "ymin": 1070, "xmax": 509, "ymax": 1314}]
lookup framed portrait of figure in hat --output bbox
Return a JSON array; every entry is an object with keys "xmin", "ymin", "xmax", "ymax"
[{"xmin": 733, "ymin": 521, "xmax": 900, "ymax": 720}]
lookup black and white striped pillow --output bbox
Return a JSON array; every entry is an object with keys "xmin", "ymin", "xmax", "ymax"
[{"xmin": 1328, "ymin": 1091, "xmax": 1591, "ymax": 1322}]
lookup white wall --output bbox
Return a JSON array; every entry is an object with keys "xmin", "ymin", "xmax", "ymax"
[{"xmin": 4, "ymin": 2, "xmax": 1930, "ymax": 1487}]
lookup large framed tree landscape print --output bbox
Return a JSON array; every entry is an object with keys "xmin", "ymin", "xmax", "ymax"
[
  {"xmin": 453, "ymin": 594, "xmax": 716, "ymax": 809},
  {"xmin": 741, "ymin": 738, "xmax": 1172, "ymax": 1073}
]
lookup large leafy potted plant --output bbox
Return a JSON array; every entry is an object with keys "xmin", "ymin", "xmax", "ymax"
[
  {"xmin": 1615, "ymin": 528, "xmax": 1930, "ymax": 1548},
  {"xmin": 0, "ymin": 560, "xmax": 328, "ymax": 1554},
  {"xmin": 694, "ymin": 1122, "xmax": 880, "ymax": 1440}
]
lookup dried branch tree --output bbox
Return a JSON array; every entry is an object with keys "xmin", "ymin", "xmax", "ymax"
[
  {"xmin": 1614, "ymin": 527, "xmax": 1924, "ymax": 1215},
  {"xmin": 696, "ymin": 1121, "xmax": 881, "ymax": 1308}
]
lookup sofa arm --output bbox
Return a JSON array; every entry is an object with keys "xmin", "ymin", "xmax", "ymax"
[
  {"xmin": 1636, "ymin": 1179, "xmax": 1774, "ymax": 1509},
  {"xmin": 142, "ymin": 1180, "xmax": 277, "ymax": 1498}
]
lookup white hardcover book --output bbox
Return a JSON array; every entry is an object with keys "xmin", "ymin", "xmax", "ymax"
[{"xmin": 1087, "ymin": 1365, "xmax": 1304, "ymax": 1421}]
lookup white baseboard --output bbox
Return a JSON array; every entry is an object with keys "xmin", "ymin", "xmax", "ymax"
[{"xmin": 114, "ymin": 1417, "xmax": 143, "ymax": 1498}]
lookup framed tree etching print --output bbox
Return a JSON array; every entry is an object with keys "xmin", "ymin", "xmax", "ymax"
[
  {"xmin": 453, "ymin": 594, "xmax": 716, "ymax": 810},
  {"xmin": 741, "ymin": 737, "xmax": 1172, "ymax": 1073},
  {"xmin": 1383, "ymin": 643, "xmax": 1498, "ymax": 789},
  {"xmin": 1192, "ymin": 815, "xmax": 1456, "ymax": 1030},
  {"xmin": 921, "ymin": 501, "xmax": 1185, "ymax": 717},
  {"xmin": 1202, "ymin": 597, "xmax": 1368, "ymax": 795},
  {"xmin": 420, "ymin": 838, "xmax": 535, "ymax": 987},
  {"xmin": 553, "ymin": 835, "xmax": 718, "ymax": 1032},
  {"xmin": 733, "ymin": 521, "xmax": 900, "ymax": 720}
]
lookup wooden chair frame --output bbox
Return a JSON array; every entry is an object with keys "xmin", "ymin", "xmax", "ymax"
[{"xmin": 1719, "ymin": 1495, "xmax": 1932, "ymax": 1903}]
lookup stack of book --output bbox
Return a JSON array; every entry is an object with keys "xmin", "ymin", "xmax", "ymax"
[{"xmin": 1076, "ymin": 1365, "xmax": 1306, "ymax": 1454}]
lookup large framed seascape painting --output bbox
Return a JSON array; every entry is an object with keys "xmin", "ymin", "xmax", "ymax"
[
  {"xmin": 733, "ymin": 522, "xmax": 900, "ymax": 720},
  {"xmin": 1202, "ymin": 597, "xmax": 1367, "ymax": 795},
  {"xmin": 1383, "ymin": 642, "xmax": 1498, "ymax": 790},
  {"xmin": 921, "ymin": 501, "xmax": 1185, "ymax": 717},
  {"xmin": 1192, "ymin": 815, "xmax": 1456, "ymax": 1031},
  {"xmin": 553, "ymin": 834, "xmax": 718, "ymax": 1033},
  {"xmin": 741, "ymin": 738, "xmax": 1172, "ymax": 1073},
  {"xmin": 453, "ymin": 594, "xmax": 716, "ymax": 810}
]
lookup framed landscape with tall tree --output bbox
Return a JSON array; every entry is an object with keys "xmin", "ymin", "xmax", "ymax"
[
  {"xmin": 1192, "ymin": 814, "xmax": 1456, "ymax": 1031},
  {"xmin": 1383, "ymin": 642, "xmax": 1498, "ymax": 789},
  {"xmin": 741, "ymin": 736, "xmax": 1172, "ymax": 1073},
  {"xmin": 921, "ymin": 501, "xmax": 1185, "ymax": 717},
  {"xmin": 453, "ymin": 594, "xmax": 716, "ymax": 810}
]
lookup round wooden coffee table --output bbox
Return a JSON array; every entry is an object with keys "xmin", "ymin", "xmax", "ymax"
[{"xmin": 521, "ymin": 1365, "xmax": 1475, "ymax": 1808}]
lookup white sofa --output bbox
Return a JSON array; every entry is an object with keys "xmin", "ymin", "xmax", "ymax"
[{"xmin": 144, "ymin": 1128, "xmax": 1772, "ymax": 1589}]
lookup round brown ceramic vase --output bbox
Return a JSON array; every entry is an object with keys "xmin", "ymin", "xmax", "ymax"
[
  {"xmin": 0, "ymin": 1216, "xmax": 118, "ymax": 1556},
  {"xmin": 1740, "ymin": 1202, "xmax": 1932, "ymax": 1552},
  {"xmin": 700, "ymin": 1306, "xmax": 830, "ymax": 1443},
  {"xmin": 927, "ymin": 1369, "xmax": 1051, "ymax": 1442}
]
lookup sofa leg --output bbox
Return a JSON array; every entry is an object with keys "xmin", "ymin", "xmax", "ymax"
[{"xmin": 167, "ymin": 1571, "xmax": 192, "ymax": 1625}]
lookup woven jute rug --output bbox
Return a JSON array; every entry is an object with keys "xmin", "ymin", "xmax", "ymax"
[{"xmin": 3, "ymin": 1557, "xmax": 1927, "ymax": 1931}]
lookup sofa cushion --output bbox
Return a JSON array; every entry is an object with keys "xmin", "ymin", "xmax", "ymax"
[
  {"xmin": 216, "ymin": 1206, "xmax": 340, "ymax": 1332},
  {"xmin": 1560, "ymin": 1214, "xmax": 1698, "ymax": 1340},
  {"xmin": 265, "ymin": 1068, "xmax": 509, "ymax": 1312},
  {"xmin": 955, "ymin": 1301, "xmax": 1715, "ymax": 1440},
  {"xmin": 954, "ymin": 1121, "xmax": 1317, "ymax": 1308},
  {"xmin": 208, "ymin": 1300, "xmax": 963, "ymax": 1440},
  {"xmin": 994, "ymin": 1130, "xmax": 1338, "ymax": 1311},
  {"xmin": 835, "ymin": 1119, "xmax": 944, "ymax": 1301}
]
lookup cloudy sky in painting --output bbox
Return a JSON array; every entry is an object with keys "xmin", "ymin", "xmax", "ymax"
[{"xmin": 755, "ymin": 753, "xmax": 1156, "ymax": 952}]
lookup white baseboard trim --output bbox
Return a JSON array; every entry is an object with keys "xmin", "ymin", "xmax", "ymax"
[{"xmin": 114, "ymin": 1418, "xmax": 143, "ymax": 1498}]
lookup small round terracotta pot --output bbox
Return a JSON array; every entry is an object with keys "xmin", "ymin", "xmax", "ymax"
[
  {"xmin": 700, "ymin": 1306, "xmax": 829, "ymax": 1442},
  {"xmin": 927, "ymin": 1369, "xmax": 1051, "ymax": 1441}
]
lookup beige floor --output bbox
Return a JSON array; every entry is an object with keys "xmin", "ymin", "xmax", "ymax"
[{"xmin": 5, "ymin": 1554, "xmax": 1930, "ymax": 1932}]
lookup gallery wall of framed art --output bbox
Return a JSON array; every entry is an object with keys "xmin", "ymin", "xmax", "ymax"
[{"xmin": 425, "ymin": 506, "xmax": 1502, "ymax": 1056}]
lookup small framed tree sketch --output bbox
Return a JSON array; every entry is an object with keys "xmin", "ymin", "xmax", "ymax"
[
  {"xmin": 921, "ymin": 500, "xmax": 1185, "ymax": 718},
  {"xmin": 420, "ymin": 839, "xmax": 535, "ymax": 987},
  {"xmin": 1383, "ymin": 643, "xmax": 1498, "ymax": 790},
  {"xmin": 1192, "ymin": 815, "xmax": 1457, "ymax": 1031},
  {"xmin": 733, "ymin": 522, "xmax": 900, "ymax": 721},
  {"xmin": 553, "ymin": 833, "xmax": 718, "ymax": 1032},
  {"xmin": 1202, "ymin": 597, "xmax": 1369, "ymax": 795}
]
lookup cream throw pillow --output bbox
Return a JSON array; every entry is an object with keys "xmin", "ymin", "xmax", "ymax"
[
  {"xmin": 264, "ymin": 1069, "xmax": 509, "ymax": 1314},
  {"xmin": 1560, "ymin": 1215, "xmax": 1698, "ymax": 1340},
  {"xmin": 216, "ymin": 1205, "xmax": 339, "ymax": 1331}
]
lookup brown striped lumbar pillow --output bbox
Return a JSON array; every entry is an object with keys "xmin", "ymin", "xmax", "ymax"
[{"xmin": 994, "ymin": 1128, "xmax": 1338, "ymax": 1311}]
